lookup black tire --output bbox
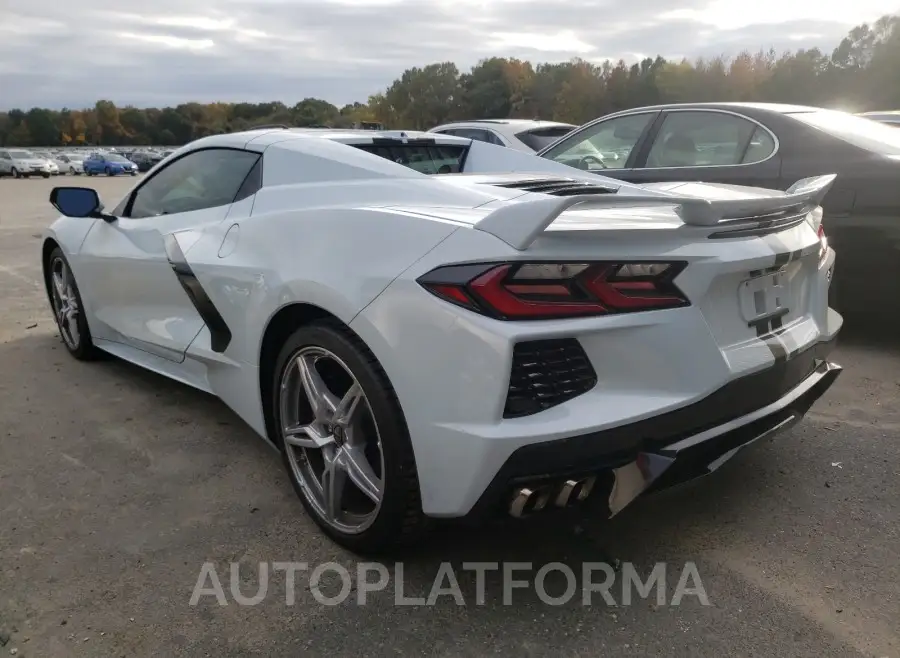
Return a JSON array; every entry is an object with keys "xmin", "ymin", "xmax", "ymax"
[
  {"xmin": 46, "ymin": 247, "xmax": 100, "ymax": 361},
  {"xmin": 271, "ymin": 320, "xmax": 426, "ymax": 554},
  {"xmin": 42, "ymin": 172, "xmax": 50, "ymax": 178},
  {"xmin": 11, "ymin": 167, "xmax": 19, "ymax": 179},
  {"xmin": 105, "ymin": 167, "xmax": 113, "ymax": 176},
  {"xmin": 130, "ymin": 170, "xmax": 137, "ymax": 176}
]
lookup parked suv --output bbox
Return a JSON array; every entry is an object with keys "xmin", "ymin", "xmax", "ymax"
[{"xmin": 0, "ymin": 148, "xmax": 54, "ymax": 178}]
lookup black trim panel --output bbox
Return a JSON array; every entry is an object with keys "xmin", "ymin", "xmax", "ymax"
[
  {"xmin": 164, "ymin": 235, "xmax": 232, "ymax": 353},
  {"xmin": 466, "ymin": 334, "xmax": 839, "ymax": 518}
]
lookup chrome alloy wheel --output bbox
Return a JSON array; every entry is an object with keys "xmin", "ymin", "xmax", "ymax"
[
  {"xmin": 49, "ymin": 257, "xmax": 81, "ymax": 350},
  {"xmin": 280, "ymin": 346, "xmax": 385, "ymax": 534}
]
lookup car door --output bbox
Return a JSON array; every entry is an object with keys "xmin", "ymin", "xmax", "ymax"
[
  {"xmin": 77, "ymin": 147, "xmax": 261, "ymax": 362},
  {"xmin": 537, "ymin": 111, "xmax": 661, "ymax": 180},
  {"xmin": 624, "ymin": 109, "xmax": 781, "ymax": 188}
]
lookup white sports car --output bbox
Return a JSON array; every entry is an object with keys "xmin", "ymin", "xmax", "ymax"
[{"xmin": 42, "ymin": 128, "xmax": 842, "ymax": 553}]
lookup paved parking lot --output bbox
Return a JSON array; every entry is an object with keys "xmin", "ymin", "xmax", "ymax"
[{"xmin": 1, "ymin": 175, "xmax": 898, "ymax": 657}]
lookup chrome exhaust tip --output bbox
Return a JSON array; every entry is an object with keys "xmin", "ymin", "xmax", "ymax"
[
  {"xmin": 555, "ymin": 480, "xmax": 578, "ymax": 507},
  {"xmin": 576, "ymin": 475, "xmax": 597, "ymax": 501},
  {"xmin": 510, "ymin": 476, "xmax": 599, "ymax": 517},
  {"xmin": 554, "ymin": 476, "xmax": 597, "ymax": 508},
  {"xmin": 510, "ymin": 487, "xmax": 533, "ymax": 518}
]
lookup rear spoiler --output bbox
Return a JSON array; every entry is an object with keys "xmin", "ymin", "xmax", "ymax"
[{"xmin": 474, "ymin": 174, "xmax": 837, "ymax": 251}]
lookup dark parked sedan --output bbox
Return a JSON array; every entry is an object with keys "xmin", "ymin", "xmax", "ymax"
[
  {"xmin": 538, "ymin": 102, "xmax": 900, "ymax": 324},
  {"xmin": 128, "ymin": 151, "xmax": 163, "ymax": 172}
]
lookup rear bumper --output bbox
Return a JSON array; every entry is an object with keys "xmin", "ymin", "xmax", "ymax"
[{"xmin": 466, "ymin": 333, "xmax": 840, "ymax": 520}]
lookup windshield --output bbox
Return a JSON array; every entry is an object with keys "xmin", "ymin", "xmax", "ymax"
[
  {"xmin": 352, "ymin": 143, "xmax": 468, "ymax": 174},
  {"xmin": 515, "ymin": 126, "xmax": 575, "ymax": 151},
  {"xmin": 790, "ymin": 110, "xmax": 900, "ymax": 154},
  {"xmin": 9, "ymin": 150, "xmax": 35, "ymax": 159}
]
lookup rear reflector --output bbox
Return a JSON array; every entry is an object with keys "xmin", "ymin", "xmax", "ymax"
[{"xmin": 418, "ymin": 261, "xmax": 690, "ymax": 320}]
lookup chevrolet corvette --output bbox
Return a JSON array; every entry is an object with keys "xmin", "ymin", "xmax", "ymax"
[{"xmin": 42, "ymin": 127, "xmax": 842, "ymax": 553}]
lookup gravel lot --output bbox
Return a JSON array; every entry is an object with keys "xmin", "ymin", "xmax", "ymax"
[{"xmin": 1, "ymin": 175, "xmax": 898, "ymax": 658}]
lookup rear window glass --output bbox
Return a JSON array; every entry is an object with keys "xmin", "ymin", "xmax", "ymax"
[
  {"xmin": 353, "ymin": 143, "xmax": 467, "ymax": 174},
  {"xmin": 791, "ymin": 110, "xmax": 900, "ymax": 154},
  {"xmin": 515, "ymin": 127, "xmax": 575, "ymax": 151}
]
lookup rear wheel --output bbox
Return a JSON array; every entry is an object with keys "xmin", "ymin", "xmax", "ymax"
[
  {"xmin": 11, "ymin": 167, "xmax": 20, "ymax": 178},
  {"xmin": 47, "ymin": 248, "xmax": 99, "ymax": 360},
  {"xmin": 105, "ymin": 167, "xmax": 113, "ymax": 176},
  {"xmin": 272, "ymin": 321, "xmax": 425, "ymax": 554}
]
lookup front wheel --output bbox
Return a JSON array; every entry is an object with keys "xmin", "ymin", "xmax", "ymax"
[
  {"xmin": 46, "ymin": 248, "xmax": 99, "ymax": 360},
  {"xmin": 42, "ymin": 172, "xmax": 51, "ymax": 178},
  {"xmin": 272, "ymin": 321, "xmax": 426, "ymax": 554},
  {"xmin": 11, "ymin": 167, "xmax": 20, "ymax": 178},
  {"xmin": 69, "ymin": 167, "xmax": 76, "ymax": 175},
  {"xmin": 105, "ymin": 167, "xmax": 113, "ymax": 176}
]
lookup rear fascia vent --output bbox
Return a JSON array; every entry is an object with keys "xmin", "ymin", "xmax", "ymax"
[{"xmin": 504, "ymin": 338, "xmax": 598, "ymax": 418}]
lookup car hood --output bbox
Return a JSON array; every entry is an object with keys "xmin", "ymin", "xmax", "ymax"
[{"xmin": 16, "ymin": 159, "xmax": 49, "ymax": 166}]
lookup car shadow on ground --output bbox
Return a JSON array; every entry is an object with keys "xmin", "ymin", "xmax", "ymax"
[
  {"xmin": 0, "ymin": 332, "xmax": 805, "ymax": 559},
  {"xmin": 1, "ymin": 330, "xmax": 893, "ymax": 657}
]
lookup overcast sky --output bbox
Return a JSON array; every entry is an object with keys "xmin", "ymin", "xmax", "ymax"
[{"xmin": 1, "ymin": 0, "xmax": 897, "ymax": 109}]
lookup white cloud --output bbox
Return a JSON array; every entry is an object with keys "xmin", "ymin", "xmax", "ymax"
[
  {"xmin": 0, "ymin": 0, "xmax": 894, "ymax": 109},
  {"xmin": 486, "ymin": 31, "xmax": 596, "ymax": 54},
  {"xmin": 118, "ymin": 32, "xmax": 216, "ymax": 50},
  {"xmin": 662, "ymin": 0, "xmax": 897, "ymax": 29}
]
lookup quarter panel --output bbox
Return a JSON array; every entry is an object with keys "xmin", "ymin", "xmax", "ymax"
[{"xmin": 185, "ymin": 207, "xmax": 461, "ymax": 366}]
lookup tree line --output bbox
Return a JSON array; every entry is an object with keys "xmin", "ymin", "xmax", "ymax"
[{"xmin": 2, "ymin": 15, "xmax": 898, "ymax": 147}]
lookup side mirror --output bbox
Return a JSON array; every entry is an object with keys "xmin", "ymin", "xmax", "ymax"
[{"xmin": 49, "ymin": 187, "xmax": 114, "ymax": 221}]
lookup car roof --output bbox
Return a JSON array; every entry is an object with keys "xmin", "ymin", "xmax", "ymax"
[
  {"xmin": 431, "ymin": 119, "xmax": 576, "ymax": 129},
  {"xmin": 858, "ymin": 110, "xmax": 900, "ymax": 118},
  {"xmin": 603, "ymin": 101, "xmax": 823, "ymax": 115},
  {"xmin": 182, "ymin": 127, "xmax": 473, "ymax": 153}
]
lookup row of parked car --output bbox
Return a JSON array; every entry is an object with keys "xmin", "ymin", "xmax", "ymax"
[{"xmin": 0, "ymin": 146, "xmax": 177, "ymax": 179}]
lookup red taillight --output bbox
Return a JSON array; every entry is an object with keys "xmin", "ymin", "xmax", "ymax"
[
  {"xmin": 417, "ymin": 261, "xmax": 690, "ymax": 320},
  {"xmin": 817, "ymin": 223, "xmax": 828, "ymax": 262}
]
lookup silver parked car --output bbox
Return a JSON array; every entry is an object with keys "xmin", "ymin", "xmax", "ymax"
[
  {"xmin": 0, "ymin": 148, "xmax": 54, "ymax": 178},
  {"xmin": 428, "ymin": 119, "xmax": 576, "ymax": 152},
  {"xmin": 32, "ymin": 151, "xmax": 61, "ymax": 176},
  {"xmin": 54, "ymin": 153, "xmax": 85, "ymax": 175}
]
